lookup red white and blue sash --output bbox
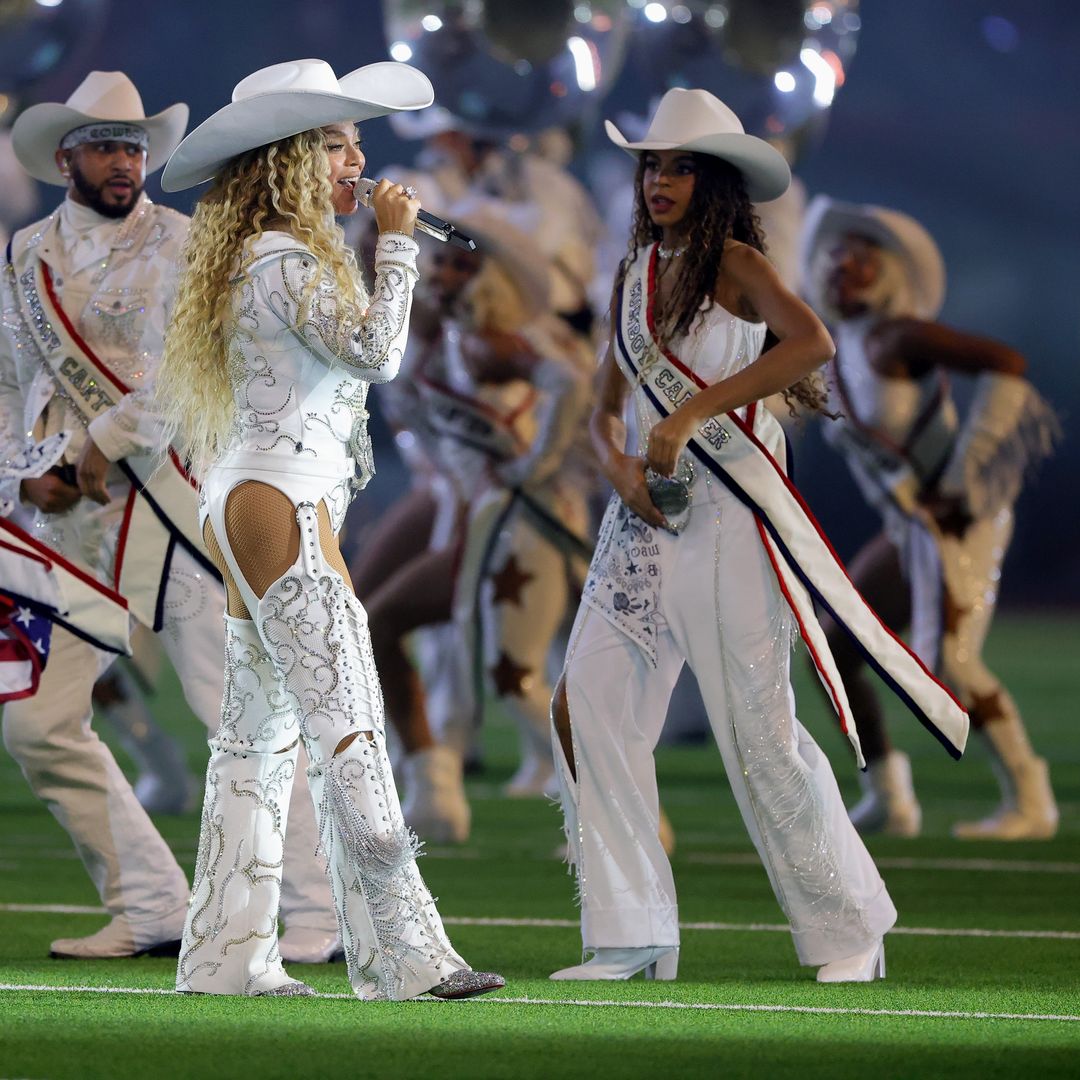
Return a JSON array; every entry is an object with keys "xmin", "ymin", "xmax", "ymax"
[
  {"xmin": 0, "ymin": 516, "xmax": 131, "ymax": 670},
  {"xmin": 415, "ymin": 373, "xmax": 533, "ymax": 464},
  {"xmin": 419, "ymin": 375, "xmax": 593, "ymax": 573},
  {"xmin": 614, "ymin": 246, "xmax": 969, "ymax": 764},
  {"xmin": 10, "ymin": 256, "xmax": 215, "ymax": 629}
]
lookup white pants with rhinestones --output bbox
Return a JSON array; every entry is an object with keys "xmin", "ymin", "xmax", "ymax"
[
  {"xmin": 182, "ymin": 473, "xmax": 468, "ymax": 999},
  {"xmin": 557, "ymin": 486, "xmax": 897, "ymax": 966}
]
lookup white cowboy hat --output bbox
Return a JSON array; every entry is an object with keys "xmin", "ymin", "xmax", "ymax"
[
  {"xmin": 161, "ymin": 59, "xmax": 434, "ymax": 192},
  {"xmin": 427, "ymin": 196, "xmax": 552, "ymax": 320},
  {"xmin": 388, "ymin": 104, "xmax": 493, "ymax": 141},
  {"xmin": 604, "ymin": 88, "xmax": 791, "ymax": 203},
  {"xmin": 800, "ymin": 195, "xmax": 946, "ymax": 319},
  {"xmin": 11, "ymin": 71, "xmax": 188, "ymax": 186}
]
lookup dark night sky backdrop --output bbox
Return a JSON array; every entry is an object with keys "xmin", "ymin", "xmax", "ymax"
[{"xmin": 16, "ymin": 0, "xmax": 1080, "ymax": 604}]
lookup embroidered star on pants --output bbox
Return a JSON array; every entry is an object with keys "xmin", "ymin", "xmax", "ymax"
[
  {"xmin": 968, "ymin": 688, "xmax": 1007, "ymax": 727},
  {"xmin": 490, "ymin": 554, "xmax": 534, "ymax": 607},
  {"xmin": 942, "ymin": 585, "xmax": 971, "ymax": 636},
  {"xmin": 490, "ymin": 651, "xmax": 533, "ymax": 698}
]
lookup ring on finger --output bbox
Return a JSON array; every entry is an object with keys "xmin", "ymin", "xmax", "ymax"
[{"xmin": 404, "ymin": 185, "xmax": 418, "ymax": 199}]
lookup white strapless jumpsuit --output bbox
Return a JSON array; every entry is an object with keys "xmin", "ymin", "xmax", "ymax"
[{"xmin": 558, "ymin": 300, "xmax": 897, "ymax": 967}]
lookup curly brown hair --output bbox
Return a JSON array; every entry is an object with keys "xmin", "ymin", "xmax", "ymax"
[{"xmin": 618, "ymin": 152, "xmax": 830, "ymax": 417}]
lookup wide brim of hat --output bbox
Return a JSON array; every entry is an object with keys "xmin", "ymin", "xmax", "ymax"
[
  {"xmin": 389, "ymin": 106, "xmax": 503, "ymax": 142},
  {"xmin": 389, "ymin": 104, "xmax": 478, "ymax": 141},
  {"xmin": 11, "ymin": 101, "xmax": 189, "ymax": 186},
  {"xmin": 800, "ymin": 196, "xmax": 946, "ymax": 319},
  {"xmin": 604, "ymin": 119, "xmax": 791, "ymax": 203},
  {"xmin": 162, "ymin": 63, "xmax": 434, "ymax": 192},
  {"xmin": 429, "ymin": 198, "xmax": 551, "ymax": 319}
]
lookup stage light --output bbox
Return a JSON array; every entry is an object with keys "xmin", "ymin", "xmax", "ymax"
[
  {"xmin": 800, "ymin": 46, "xmax": 835, "ymax": 106},
  {"xmin": 567, "ymin": 35, "xmax": 597, "ymax": 91},
  {"xmin": 774, "ymin": 71, "xmax": 796, "ymax": 93},
  {"xmin": 421, "ymin": 14, "xmax": 443, "ymax": 31},
  {"xmin": 643, "ymin": 3, "xmax": 667, "ymax": 24},
  {"xmin": 390, "ymin": 41, "xmax": 413, "ymax": 61}
]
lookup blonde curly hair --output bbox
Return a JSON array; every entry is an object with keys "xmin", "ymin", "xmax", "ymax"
[{"xmin": 157, "ymin": 127, "xmax": 367, "ymax": 476}]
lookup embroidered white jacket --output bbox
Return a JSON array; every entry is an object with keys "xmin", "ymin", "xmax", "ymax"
[{"xmin": 0, "ymin": 194, "xmax": 187, "ymax": 568}]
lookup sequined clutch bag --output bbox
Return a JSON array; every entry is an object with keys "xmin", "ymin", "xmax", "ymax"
[
  {"xmin": 645, "ymin": 471, "xmax": 690, "ymax": 516},
  {"xmin": 645, "ymin": 455, "xmax": 695, "ymax": 534}
]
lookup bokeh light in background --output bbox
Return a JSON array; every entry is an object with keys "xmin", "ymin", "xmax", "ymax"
[
  {"xmin": 0, "ymin": 0, "xmax": 111, "ymax": 109},
  {"xmin": 377, "ymin": 0, "xmax": 860, "ymax": 149},
  {"xmin": 0, "ymin": 0, "xmax": 1077, "ymax": 602},
  {"xmin": 621, "ymin": 0, "xmax": 860, "ymax": 142},
  {"xmin": 381, "ymin": 0, "xmax": 632, "ymax": 135}
]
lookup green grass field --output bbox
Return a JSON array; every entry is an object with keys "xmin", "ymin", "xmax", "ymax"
[{"xmin": 1, "ymin": 613, "xmax": 1078, "ymax": 1079}]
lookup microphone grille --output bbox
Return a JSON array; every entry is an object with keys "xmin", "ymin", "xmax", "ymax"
[{"xmin": 354, "ymin": 177, "xmax": 377, "ymax": 207}]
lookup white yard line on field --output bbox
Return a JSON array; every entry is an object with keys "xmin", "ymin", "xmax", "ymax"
[
  {"xmin": 0, "ymin": 982, "xmax": 1077, "ymax": 1023},
  {"xmin": 0, "ymin": 903, "xmax": 107, "ymax": 915},
  {"xmin": 446, "ymin": 917, "xmax": 1080, "ymax": 941},
  {"xmin": 685, "ymin": 853, "xmax": 1080, "ymax": 874},
  {"xmin": 4, "ymin": 844, "xmax": 1079, "ymax": 874},
  {"xmin": 3, "ymin": 906, "xmax": 1080, "ymax": 941}
]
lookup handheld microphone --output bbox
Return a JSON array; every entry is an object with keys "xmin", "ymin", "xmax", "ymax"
[{"xmin": 354, "ymin": 178, "xmax": 477, "ymax": 251}]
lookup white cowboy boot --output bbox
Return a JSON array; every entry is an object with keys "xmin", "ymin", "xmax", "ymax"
[
  {"xmin": 51, "ymin": 911, "xmax": 185, "ymax": 960},
  {"xmin": 176, "ymin": 618, "xmax": 312, "ymax": 997},
  {"xmin": 253, "ymin": 516, "xmax": 500, "ymax": 999},
  {"xmin": 848, "ymin": 750, "xmax": 922, "ymax": 837},
  {"xmin": 401, "ymin": 745, "xmax": 471, "ymax": 844},
  {"xmin": 953, "ymin": 713, "xmax": 1058, "ymax": 840},
  {"xmin": 502, "ymin": 675, "xmax": 560, "ymax": 799},
  {"xmin": 307, "ymin": 734, "xmax": 481, "ymax": 999},
  {"xmin": 504, "ymin": 722, "xmax": 558, "ymax": 799}
]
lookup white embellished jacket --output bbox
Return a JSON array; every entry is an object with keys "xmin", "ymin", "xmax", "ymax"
[
  {"xmin": 0, "ymin": 194, "xmax": 187, "ymax": 565},
  {"xmin": 215, "ymin": 230, "xmax": 419, "ymax": 497}
]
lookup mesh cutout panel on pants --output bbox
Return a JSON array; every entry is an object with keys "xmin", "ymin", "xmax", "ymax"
[{"xmin": 203, "ymin": 480, "xmax": 354, "ymax": 617}]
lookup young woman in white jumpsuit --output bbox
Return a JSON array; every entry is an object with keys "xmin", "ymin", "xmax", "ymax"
[
  {"xmin": 550, "ymin": 89, "xmax": 898, "ymax": 984},
  {"xmin": 156, "ymin": 59, "xmax": 502, "ymax": 1000}
]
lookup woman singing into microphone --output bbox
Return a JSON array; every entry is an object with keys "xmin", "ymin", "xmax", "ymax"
[
  {"xmin": 549, "ymin": 90, "xmax": 967, "ymax": 984},
  {"xmin": 156, "ymin": 59, "xmax": 503, "ymax": 1001}
]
